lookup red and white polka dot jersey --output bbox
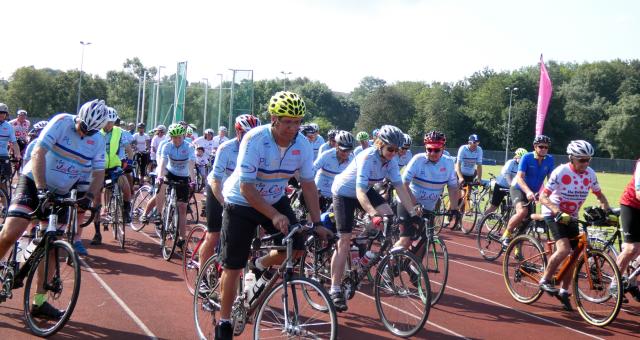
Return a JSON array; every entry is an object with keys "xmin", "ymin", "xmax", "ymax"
[{"xmin": 542, "ymin": 163, "xmax": 602, "ymax": 217}]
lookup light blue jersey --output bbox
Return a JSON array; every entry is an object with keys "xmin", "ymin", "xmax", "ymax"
[
  {"xmin": 23, "ymin": 141, "xmax": 36, "ymax": 164},
  {"xmin": 353, "ymin": 142, "xmax": 370, "ymax": 156},
  {"xmin": 209, "ymin": 138, "xmax": 240, "ymax": 185},
  {"xmin": 398, "ymin": 149, "xmax": 413, "ymax": 167},
  {"xmin": 456, "ymin": 145, "xmax": 483, "ymax": 176},
  {"xmin": 317, "ymin": 141, "xmax": 332, "ymax": 158},
  {"xmin": 161, "ymin": 140, "xmax": 196, "ymax": 177},
  {"xmin": 332, "ymin": 146, "xmax": 402, "ymax": 199},
  {"xmin": 23, "ymin": 114, "xmax": 105, "ymax": 194},
  {"xmin": 0, "ymin": 121, "xmax": 16, "ymax": 157},
  {"xmin": 121, "ymin": 129, "xmax": 134, "ymax": 148},
  {"xmin": 310, "ymin": 135, "xmax": 325, "ymax": 159},
  {"xmin": 402, "ymin": 154, "xmax": 457, "ymax": 211},
  {"xmin": 314, "ymin": 149, "xmax": 353, "ymax": 198},
  {"xmin": 223, "ymin": 125, "xmax": 314, "ymax": 206},
  {"xmin": 496, "ymin": 159, "xmax": 519, "ymax": 187}
]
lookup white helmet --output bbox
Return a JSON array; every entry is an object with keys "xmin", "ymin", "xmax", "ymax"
[
  {"xmin": 33, "ymin": 120, "xmax": 48, "ymax": 130},
  {"xmin": 157, "ymin": 124, "xmax": 167, "ymax": 132},
  {"xmin": 106, "ymin": 106, "xmax": 118, "ymax": 122},
  {"xmin": 335, "ymin": 130, "xmax": 355, "ymax": 150},
  {"xmin": 402, "ymin": 133, "xmax": 412, "ymax": 148},
  {"xmin": 78, "ymin": 99, "xmax": 108, "ymax": 131},
  {"xmin": 566, "ymin": 140, "xmax": 594, "ymax": 157},
  {"xmin": 234, "ymin": 114, "xmax": 261, "ymax": 132}
]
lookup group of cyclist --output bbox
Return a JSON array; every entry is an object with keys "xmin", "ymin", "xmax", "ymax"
[{"xmin": 1, "ymin": 89, "xmax": 639, "ymax": 338}]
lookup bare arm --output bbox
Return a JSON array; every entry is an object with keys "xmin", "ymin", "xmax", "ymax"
[
  {"xmin": 211, "ymin": 178, "xmax": 225, "ymax": 204},
  {"xmin": 596, "ymin": 193, "xmax": 610, "ymax": 211},
  {"xmin": 539, "ymin": 191, "xmax": 559, "ymax": 215},
  {"xmin": 515, "ymin": 172, "xmax": 533, "ymax": 196},
  {"xmin": 395, "ymin": 183, "xmax": 417, "ymax": 213},
  {"xmin": 31, "ymin": 145, "xmax": 47, "ymax": 189},
  {"xmin": 188, "ymin": 160, "xmax": 195, "ymax": 182},
  {"xmin": 476, "ymin": 164, "xmax": 483, "ymax": 182},
  {"xmin": 357, "ymin": 187, "xmax": 378, "ymax": 217},
  {"xmin": 12, "ymin": 143, "xmax": 21, "ymax": 160},
  {"xmin": 447, "ymin": 184, "xmax": 460, "ymax": 210},
  {"xmin": 454, "ymin": 162, "xmax": 463, "ymax": 181},
  {"xmin": 300, "ymin": 180, "xmax": 321, "ymax": 223},
  {"xmin": 88, "ymin": 170, "xmax": 105, "ymax": 200}
]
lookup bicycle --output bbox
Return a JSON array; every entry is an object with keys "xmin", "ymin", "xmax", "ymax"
[
  {"xmin": 0, "ymin": 189, "xmax": 94, "ymax": 336},
  {"xmin": 194, "ymin": 224, "xmax": 338, "ymax": 340},
  {"xmin": 130, "ymin": 171, "xmax": 161, "ymax": 233},
  {"xmin": 187, "ymin": 188, "xmax": 199, "ymax": 225},
  {"xmin": 457, "ymin": 180, "xmax": 490, "ymax": 234},
  {"xmin": 161, "ymin": 179, "xmax": 185, "ymax": 260},
  {"xmin": 502, "ymin": 216, "xmax": 624, "ymax": 327},
  {"xmin": 103, "ymin": 169, "xmax": 126, "ymax": 249},
  {"xmin": 182, "ymin": 223, "xmax": 207, "ymax": 295}
]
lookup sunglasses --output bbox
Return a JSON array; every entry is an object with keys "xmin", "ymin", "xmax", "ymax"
[
  {"xmin": 427, "ymin": 148, "xmax": 442, "ymax": 153},
  {"xmin": 575, "ymin": 157, "xmax": 592, "ymax": 163},
  {"xmin": 338, "ymin": 148, "xmax": 353, "ymax": 153},
  {"xmin": 79, "ymin": 121, "xmax": 99, "ymax": 136},
  {"xmin": 384, "ymin": 146, "xmax": 399, "ymax": 153},
  {"xmin": 536, "ymin": 145, "xmax": 549, "ymax": 149}
]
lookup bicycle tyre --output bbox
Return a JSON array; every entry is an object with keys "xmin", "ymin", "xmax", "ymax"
[
  {"xmin": 131, "ymin": 185, "xmax": 152, "ymax": 232},
  {"xmin": 162, "ymin": 204, "xmax": 178, "ymax": 261},
  {"xmin": 298, "ymin": 237, "xmax": 333, "ymax": 312},
  {"xmin": 423, "ymin": 239, "xmax": 448, "ymax": 306},
  {"xmin": 187, "ymin": 193, "xmax": 199, "ymax": 224},
  {"xmin": 193, "ymin": 255, "xmax": 222, "ymax": 340},
  {"xmin": 572, "ymin": 249, "xmax": 623, "ymax": 327},
  {"xmin": 183, "ymin": 224, "xmax": 207, "ymax": 295},
  {"xmin": 476, "ymin": 212, "xmax": 506, "ymax": 261},
  {"xmin": 254, "ymin": 277, "xmax": 337, "ymax": 340},
  {"xmin": 502, "ymin": 234, "xmax": 545, "ymax": 304},
  {"xmin": 374, "ymin": 249, "xmax": 430, "ymax": 338},
  {"xmin": 0, "ymin": 187, "xmax": 9, "ymax": 225},
  {"xmin": 460, "ymin": 190, "xmax": 479, "ymax": 234},
  {"xmin": 433, "ymin": 194, "xmax": 450, "ymax": 235},
  {"xmin": 22, "ymin": 240, "xmax": 81, "ymax": 337}
]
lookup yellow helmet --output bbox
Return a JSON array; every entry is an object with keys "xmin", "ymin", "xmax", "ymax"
[{"xmin": 268, "ymin": 91, "xmax": 306, "ymax": 117}]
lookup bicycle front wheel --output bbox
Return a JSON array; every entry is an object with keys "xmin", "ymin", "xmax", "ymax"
[
  {"xmin": 23, "ymin": 240, "xmax": 81, "ymax": 337},
  {"xmin": 194, "ymin": 255, "xmax": 222, "ymax": 340},
  {"xmin": 254, "ymin": 277, "xmax": 337, "ymax": 340},
  {"xmin": 298, "ymin": 237, "xmax": 333, "ymax": 312},
  {"xmin": 187, "ymin": 193, "xmax": 199, "ymax": 224},
  {"xmin": 460, "ymin": 193, "xmax": 479, "ymax": 234},
  {"xmin": 433, "ymin": 194, "xmax": 450, "ymax": 235},
  {"xmin": 374, "ymin": 250, "xmax": 430, "ymax": 338},
  {"xmin": 476, "ymin": 212, "xmax": 506, "ymax": 261},
  {"xmin": 183, "ymin": 224, "xmax": 207, "ymax": 295},
  {"xmin": 422, "ymin": 239, "xmax": 448, "ymax": 306},
  {"xmin": 573, "ymin": 249, "xmax": 623, "ymax": 327},
  {"xmin": 161, "ymin": 204, "xmax": 179, "ymax": 261},
  {"xmin": 0, "ymin": 187, "xmax": 9, "ymax": 225},
  {"xmin": 502, "ymin": 235, "xmax": 545, "ymax": 304},
  {"xmin": 111, "ymin": 195, "xmax": 125, "ymax": 249},
  {"xmin": 131, "ymin": 185, "xmax": 152, "ymax": 232}
]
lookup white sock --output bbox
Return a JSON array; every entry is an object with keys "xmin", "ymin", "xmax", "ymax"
[
  {"xmin": 330, "ymin": 285, "xmax": 341, "ymax": 294},
  {"xmin": 219, "ymin": 318, "xmax": 231, "ymax": 324},
  {"xmin": 559, "ymin": 288, "xmax": 569, "ymax": 295},
  {"xmin": 255, "ymin": 257, "xmax": 266, "ymax": 271}
]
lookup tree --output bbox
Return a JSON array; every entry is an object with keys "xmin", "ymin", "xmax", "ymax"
[
  {"xmin": 350, "ymin": 76, "xmax": 386, "ymax": 106},
  {"xmin": 106, "ymin": 71, "xmax": 138, "ymax": 122},
  {"xmin": 355, "ymin": 86, "xmax": 414, "ymax": 134},
  {"xmin": 6, "ymin": 67, "xmax": 53, "ymax": 116},
  {"xmin": 596, "ymin": 94, "xmax": 640, "ymax": 159}
]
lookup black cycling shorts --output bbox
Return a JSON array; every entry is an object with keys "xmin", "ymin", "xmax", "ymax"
[
  {"xmin": 220, "ymin": 196, "xmax": 303, "ymax": 270},
  {"xmin": 205, "ymin": 184, "xmax": 223, "ymax": 233},
  {"xmin": 545, "ymin": 216, "xmax": 579, "ymax": 247},
  {"xmin": 0, "ymin": 156, "xmax": 11, "ymax": 181},
  {"xmin": 165, "ymin": 171, "xmax": 190, "ymax": 203},
  {"xmin": 396, "ymin": 203, "xmax": 426, "ymax": 238},
  {"xmin": 621, "ymin": 204, "xmax": 640, "ymax": 243},
  {"xmin": 490, "ymin": 183, "xmax": 509, "ymax": 207},
  {"xmin": 333, "ymin": 187, "xmax": 387, "ymax": 234},
  {"xmin": 7, "ymin": 176, "xmax": 81, "ymax": 222},
  {"xmin": 510, "ymin": 187, "xmax": 535, "ymax": 215}
]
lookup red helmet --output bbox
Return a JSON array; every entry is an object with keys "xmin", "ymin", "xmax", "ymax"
[
  {"xmin": 235, "ymin": 114, "xmax": 261, "ymax": 132},
  {"xmin": 424, "ymin": 130, "xmax": 446, "ymax": 147}
]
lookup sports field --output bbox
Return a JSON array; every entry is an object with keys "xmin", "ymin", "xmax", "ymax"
[{"xmin": 482, "ymin": 164, "xmax": 631, "ymax": 213}]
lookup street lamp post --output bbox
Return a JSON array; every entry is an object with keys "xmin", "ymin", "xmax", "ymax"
[
  {"xmin": 140, "ymin": 71, "xmax": 147, "ymax": 124},
  {"xmin": 154, "ymin": 65, "xmax": 165, "ymax": 127},
  {"xmin": 280, "ymin": 71, "xmax": 292, "ymax": 90},
  {"xmin": 202, "ymin": 78, "xmax": 208, "ymax": 132},
  {"xmin": 76, "ymin": 41, "xmax": 92, "ymax": 112},
  {"xmin": 505, "ymin": 86, "xmax": 519, "ymax": 163},
  {"xmin": 216, "ymin": 73, "xmax": 223, "ymax": 132}
]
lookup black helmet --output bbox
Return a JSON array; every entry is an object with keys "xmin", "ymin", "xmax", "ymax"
[
  {"xmin": 137, "ymin": 123, "xmax": 145, "ymax": 128},
  {"xmin": 327, "ymin": 129, "xmax": 338, "ymax": 140},
  {"xmin": 533, "ymin": 135, "xmax": 551, "ymax": 145}
]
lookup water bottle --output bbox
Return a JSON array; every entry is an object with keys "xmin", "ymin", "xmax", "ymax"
[
  {"xmin": 244, "ymin": 272, "xmax": 256, "ymax": 296},
  {"xmin": 360, "ymin": 251, "xmax": 377, "ymax": 267},
  {"xmin": 535, "ymin": 221, "xmax": 546, "ymax": 234},
  {"xmin": 350, "ymin": 245, "xmax": 360, "ymax": 266},
  {"xmin": 23, "ymin": 238, "xmax": 39, "ymax": 262}
]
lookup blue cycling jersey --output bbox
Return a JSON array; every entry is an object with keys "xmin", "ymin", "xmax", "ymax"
[
  {"xmin": 317, "ymin": 141, "xmax": 332, "ymax": 158},
  {"xmin": 121, "ymin": 130, "xmax": 134, "ymax": 148},
  {"xmin": 353, "ymin": 142, "xmax": 370, "ymax": 156},
  {"xmin": 161, "ymin": 140, "xmax": 196, "ymax": 177},
  {"xmin": 514, "ymin": 152, "xmax": 554, "ymax": 192},
  {"xmin": 23, "ymin": 141, "xmax": 36, "ymax": 164},
  {"xmin": 223, "ymin": 125, "xmax": 315, "ymax": 206},
  {"xmin": 456, "ymin": 145, "xmax": 483, "ymax": 176},
  {"xmin": 314, "ymin": 149, "xmax": 353, "ymax": 198},
  {"xmin": 332, "ymin": 146, "xmax": 402, "ymax": 198},
  {"xmin": 310, "ymin": 136, "xmax": 325, "ymax": 159},
  {"xmin": 0, "ymin": 121, "xmax": 17, "ymax": 157},
  {"xmin": 496, "ymin": 159, "xmax": 519, "ymax": 187},
  {"xmin": 23, "ymin": 114, "xmax": 105, "ymax": 194},
  {"xmin": 209, "ymin": 138, "xmax": 239, "ymax": 185},
  {"xmin": 398, "ymin": 149, "xmax": 413, "ymax": 167},
  {"xmin": 402, "ymin": 153, "xmax": 457, "ymax": 211}
]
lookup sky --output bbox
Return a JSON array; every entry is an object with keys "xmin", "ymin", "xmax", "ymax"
[{"xmin": 2, "ymin": 0, "xmax": 639, "ymax": 92}]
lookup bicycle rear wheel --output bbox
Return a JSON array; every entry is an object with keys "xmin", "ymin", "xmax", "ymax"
[
  {"xmin": 131, "ymin": 185, "xmax": 152, "ymax": 232},
  {"xmin": 0, "ymin": 187, "xmax": 9, "ymax": 225},
  {"xmin": 422, "ymin": 239, "xmax": 448, "ymax": 306},
  {"xmin": 183, "ymin": 224, "xmax": 207, "ymax": 295},
  {"xmin": 187, "ymin": 193, "xmax": 199, "ymax": 224},
  {"xmin": 502, "ymin": 235, "xmax": 545, "ymax": 304},
  {"xmin": 23, "ymin": 240, "xmax": 81, "ymax": 337},
  {"xmin": 194, "ymin": 255, "xmax": 222, "ymax": 340},
  {"xmin": 299, "ymin": 237, "xmax": 333, "ymax": 311},
  {"xmin": 110, "ymin": 195, "xmax": 125, "ymax": 249},
  {"xmin": 254, "ymin": 277, "xmax": 337, "ymax": 340},
  {"xmin": 433, "ymin": 194, "xmax": 450, "ymax": 235},
  {"xmin": 573, "ymin": 249, "xmax": 623, "ymax": 327},
  {"xmin": 476, "ymin": 212, "xmax": 505, "ymax": 261},
  {"xmin": 460, "ymin": 192, "xmax": 479, "ymax": 234},
  {"xmin": 161, "ymin": 204, "xmax": 179, "ymax": 260},
  {"xmin": 374, "ymin": 250, "xmax": 430, "ymax": 338}
]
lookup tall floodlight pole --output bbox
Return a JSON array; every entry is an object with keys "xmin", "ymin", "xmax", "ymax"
[
  {"xmin": 154, "ymin": 65, "xmax": 165, "ymax": 127},
  {"xmin": 216, "ymin": 73, "xmax": 223, "ymax": 132},
  {"xmin": 140, "ymin": 71, "xmax": 147, "ymax": 124},
  {"xmin": 76, "ymin": 41, "xmax": 92, "ymax": 112},
  {"xmin": 228, "ymin": 69, "xmax": 236, "ymax": 137},
  {"xmin": 280, "ymin": 71, "xmax": 292, "ymax": 90},
  {"xmin": 202, "ymin": 78, "xmax": 208, "ymax": 132},
  {"xmin": 505, "ymin": 86, "xmax": 519, "ymax": 163}
]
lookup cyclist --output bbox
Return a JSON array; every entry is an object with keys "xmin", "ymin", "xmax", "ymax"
[
  {"xmin": 483, "ymin": 148, "xmax": 528, "ymax": 216},
  {"xmin": 456, "ymin": 134, "xmax": 483, "ymax": 186},
  {"xmin": 139, "ymin": 131, "xmax": 173, "ymax": 224},
  {"xmin": 200, "ymin": 114, "xmax": 261, "ymax": 273},
  {"xmin": 158, "ymin": 123, "xmax": 196, "ymax": 249},
  {"xmin": 354, "ymin": 131, "xmax": 370, "ymax": 156},
  {"xmin": 10, "ymin": 109, "xmax": 30, "ymax": 157},
  {"xmin": 23, "ymin": 121, "xmax": 49, "ymax": 165},
  {"xmin": 314, "ymin": 130, "xmax": 355, "ymax": 211},
  {"xmin": 502, "ymin": 135, "xmax": 554, "ymax": 245},
  {"xmin": 117, "ymin": 118, "xmax": 136, "ymax": 194},
  {"xmin": 195, "ymin": 146, "xmax": 208, "ymax": 186},
  {"xmin": 211, "ymin": 126, "xmax": 229, "ymax": 158},
  {"xmin": 397, "ymin": 133, "xmax": 413, "ymax": 167},
  {"xmin": 193, "ymin": 128, "xmax": 216, "ymax": 163},
  {"xmin": 149, "ymin": 124, "xmax": 167, "ymax": 169},
  {"xmin": 91, "ymin": 108, "xmax": 134, "ymax": 246},
  {"xmin": 0, "ymin": 99, "xmax": 107, "ymax": 319},
  {"xmin": 133, "ymin": 123, "xmax": 151, "ymax": 182},
  {"xmin": 0, "ymin": 104, "xmax": 21, "ymax": 194},
  {"xmin": 214, "ymin": 92, "xmax": 328, "ymax": 339},
  {"xmin": 301, "ymin": 123, "xmax": 325, "ymax": 159},
  {"xmin": 317, "ymin": 129, "xmax": 338, "ymax": 156},
  {"xmin": 369, "ymin": 128, "xmax": 379, "ymax": 146},
  {"xmin": 395, "ymin": 131, "xmax": 459, "ymax": 249},
  {"xmin": 185, "ymin": 126, "xmax": 194, "ymax": 144},
  {"xmin": 330, "ymin": 124, "xmax": 421, "ymax": 311},
  {"xmin": 539, "ymin": 140, "xmax": 610, "ymax": 310},
  {"xmin": 614, "ymin": 157, "xmax": 640, "ymax": 301}
]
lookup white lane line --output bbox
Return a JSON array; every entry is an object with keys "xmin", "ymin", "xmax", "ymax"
[
  {"xmin": 444, "ymin": 284, "xmax": 604, "ymax": 340},
  {"xmin": 356, "ymin": 291, "xmax": 470, "ymax": 339},
  {"xmin": 80, "ymin": 258, "xmax": 158, "ymax": 340},
  {"xmin": 449, "ymin": 259, "xmax": 502, "ymax": 277}
]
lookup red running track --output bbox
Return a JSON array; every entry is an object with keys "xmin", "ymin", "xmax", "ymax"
[{"xmin": 1, "ymin": 218, "xmax": 638, "ymax": 339}]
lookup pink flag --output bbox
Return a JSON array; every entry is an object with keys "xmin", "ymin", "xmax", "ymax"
[{"xmin": 535, "ymin": 55, "xmax": 553, "ymax": 135}]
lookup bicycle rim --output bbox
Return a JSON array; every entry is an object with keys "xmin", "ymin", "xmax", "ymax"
[
  {"xmin": 460, "ymin": 195, "xmax": 478, "ymax": 234},
  {"xmin": 188, "ymin": 194, "xmax": 199, "ymax": 224},
  {"xmin": 433, "ymin": 194, "xmax": 450, "ymax": 235},
  {"xmin": 254, "ymin": 277, "xmax": 337, "ymax": 340},
  {"xmin": 299, "ymin": 240, "xmax": 333, "ymax": 312},
  {"xmin": 0, "ymin": 187, "xmax": 9, "ymax": 225},
  {"xmin": 183, "ymin": 225, "xmax": 207, "ymax": 295},
  {"xmin": 23, "ymin": 240, "xmax": 81, "ymax": 337},
  {"xmin": 423, "ymin": 240, "xmax": 448, "ymax": 306},
  {"xmin": 374, "ymin": 250, "xmax": 430, "ymax": 337},
  {"xmin": 476, "ymin": 213, "xmax": 505, "ymax": 261},
  {"xmin": 131, "ymin": 186, "xmax": 152, "ymax": 232},
  {"xmin": 162, "ymin": 205, "xmax": 178, "ymax": 260},
  {"xmin": 573, "ymin": 249, "xmax": 623, "ymax": 327},
  {"xmin": 502, "ymin": 235, "xmax": 545, "ymax": 304},
  {"xmin": 194, "ymin": 256, "xmax": 222, "ymax": 340}
]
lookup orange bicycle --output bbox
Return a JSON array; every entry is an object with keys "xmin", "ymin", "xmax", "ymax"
[{"xmin": 502, "ymin": 216, "xmax": 623, "ymax": 327}]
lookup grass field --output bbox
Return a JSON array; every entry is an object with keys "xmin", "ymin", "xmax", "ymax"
[{"xmin": 482, "ymin": 164, "xmax": 631, "ymax": 215}]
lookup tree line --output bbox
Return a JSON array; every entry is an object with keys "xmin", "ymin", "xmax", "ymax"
[{"xmin": 1, "ymin": 58, "xmax": 639, "ymax": 159}]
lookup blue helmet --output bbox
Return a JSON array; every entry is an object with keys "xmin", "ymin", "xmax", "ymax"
[
  {"xmin": 372, "ymin": 128, "xmax": 380, "ymax": 138},
  {"xmin": 468, "ymin": 134, "xmax": 479, "ymax": 142}
]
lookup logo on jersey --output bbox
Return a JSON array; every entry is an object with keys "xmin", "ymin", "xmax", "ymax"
[
  {"xmin": 241, "ymin": 164, "xmax": 257, "ymax": 173},
  {"xmin": 87, "ymin": 139, "xmax": 95, "ymax": 145},
  {"xmin": 292, "ymin": 150, "xmax": 300, "ymax": 155}
]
